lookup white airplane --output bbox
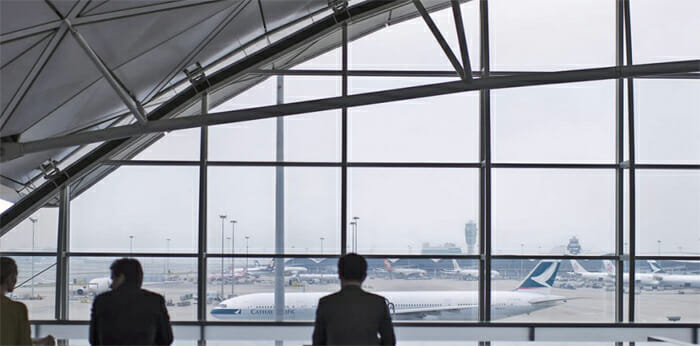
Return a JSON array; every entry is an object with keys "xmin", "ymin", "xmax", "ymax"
[
  {"xmin": 383, "ymin": 259, "xmax": 427, "ymax": 279},
  {"xmin": 211, "ymin": 260, "xmax": 566, "ymax": 321},
  {"xmin": 443, "ymin": 259, "xmax": 500, "ymax": 280},
  {"xmin": 569, "ymin": 260, "xmax": 609, "ymax": 282},
  {"xmin": 75, "ymin": 277, "xmax": 112, "ymax": 296},
  {"xmin": 602, "ymin": 260, "xmax": 660, "ymax": 288},
  {"xmin": 293, "ymin": 272, "xmax": 340, "ymax": 285},
  {"xmin": 648, "ymin": 261, "xmax": 700, "ymax": 289}
]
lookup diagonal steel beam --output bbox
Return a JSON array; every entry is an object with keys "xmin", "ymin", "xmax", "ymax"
[
  {"xmin": 65, "ymin": 19, "xmax": 148, "ymax": 124},
  {"xmin": 0, "ymin": 21, "xmax": 61, "ymax": 44},
  {"xmin": 69, "ymin": 0, "xmax": 228, "ymax": 27},
  {"xmin": 450, "ymin": 0, "xmax": 472, "ymax": 80},
  {"xmin": 413, "ymin": 0, "xmax": 466, "ymax": 80},
  {"xmin": 1, "ymin": 59, "xmax": 697, "ymax": 161}
]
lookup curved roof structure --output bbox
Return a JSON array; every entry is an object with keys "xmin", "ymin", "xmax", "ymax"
[{"xmin": 0, "ymin": 0, "xmax": 462, "ymax": 205}]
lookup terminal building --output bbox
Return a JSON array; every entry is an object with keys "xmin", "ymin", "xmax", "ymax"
[{"xmin": 1, "ymin": 0, "xmax": 698, "ymax": 344}]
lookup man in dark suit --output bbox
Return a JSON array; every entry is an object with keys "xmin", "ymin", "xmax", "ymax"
[
  {"xmin": 89, "ymin": 258, "xmax": 173, "ymax": 345},
  {"xmin": 312, "ymin": 253, "xmax": 396, "ymax": 345}
]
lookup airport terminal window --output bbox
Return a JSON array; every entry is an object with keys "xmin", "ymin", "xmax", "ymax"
[
  {"xmin": 2, "ymin": 0, "xmax": 698, "ymax": 334},
  {"xmin": 0, "ymin": 204, "xmax": 58, "ymax": 252},
  {"xmin": 489, "ymin": 0, "xmax": 615, "ymax": 71},
  {"xmin": 492, "ymin": 169, "xmax": 615, "ymax": 255},
  {"xmin": 207, "ymin": 167, "xmax": 340, "ymax": 255},
  {"xmin": 70, "ymin": 165, "xmax": 199, "ymax": 253},
  {"xmin": 348, "ymin": 81, "xmax": 479, "ymax": 163},
  {"xmin": 491, "ymin": 81, "xmax": 616, "ymax": 164},
  {"xmin": 634, "ymin": 79, "xmax": 700, "ymax": 164},
  {"xmin": 68, "ymin": 257, "xmax": 197, "ymax": 321},
  {"xmin": 348, "ymin": 168, "xmax": 479, "ymax": 255}
]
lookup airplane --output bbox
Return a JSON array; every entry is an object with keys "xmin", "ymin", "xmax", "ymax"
[
  {"xmin": 648, "ymin": 261, "xmax": 700, "ymax": 289},
  {"xmin": 75, "ymin": 277, "xmax": 112, "ymax": 296},
  {"xmin": 383, "ymin": 259, "xmax": 427, "ymax": 279},
  {"xmin": 209, "ymin": 267, "xmax": 249, "ymax": 283},
  {"xmin": 569, "ymin": 260, "xmax": 609, "ymax": 282},
  {"xmin": 443, "ymin": 259, "xmax": 500, "ymax": 280},
  {"xmin": 211, "ymin": 260, "xmax": 567, "ymax": 321},
  {"xmin": 602, "ymin": 260, "xmax": 660, "ymax": 288},
  {"xmin": 292, "ymin": 272, "xmax": 340, "ymax": 285}
]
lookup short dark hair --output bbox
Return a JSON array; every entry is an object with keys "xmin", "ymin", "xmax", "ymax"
[
  {"xmin": 338, "ymin": 253, "xmax": 367, "ymax": 281},
  {"xmin": 0, "ymin": 257, "xmax": 18, "ymax": 286},
  {"xmin": 110, "ymin": 258, "xmax": 143, "ymax": 287}
]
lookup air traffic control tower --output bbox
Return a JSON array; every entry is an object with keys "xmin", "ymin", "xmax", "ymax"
[{"xmin": 465, "ymin": 221, "xmax": 477, "ymax": 254}]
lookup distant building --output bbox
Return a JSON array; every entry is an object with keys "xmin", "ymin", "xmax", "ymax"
[
  {"xmin": 464, "ymin": 221, "xmax": 477, "ymax": 254},
  {"xmin": 567, "ymin": 236, "xmax": 582, "ymax": 255},
  {"xmin": 421, "ymin": 242, "xmax": 462, "ymax": 255}
]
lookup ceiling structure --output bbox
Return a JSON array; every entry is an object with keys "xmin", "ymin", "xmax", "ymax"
[{"xmin": 0, "ymin": 0, "xmax": 463, "ymax": 203}]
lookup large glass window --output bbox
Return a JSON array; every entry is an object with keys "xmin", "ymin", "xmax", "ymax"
[
  {"xmin": 0, "ymin": 204, "xmax": 58, "ymax": 252},
  {"xmin": 70, "ymin": 166, "xmax": 199, "ymax": 253}
]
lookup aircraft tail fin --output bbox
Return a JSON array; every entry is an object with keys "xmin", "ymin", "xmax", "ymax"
[
  {"xmin": 452, "ymin": 259, "xmax": 461, "ymax": 271},
  {"xmin": 647, "ymin": 260, "xmax": 665, "ymax": 273},
  {"xmin": 516, "ymin": 260, "xmax": 560, "ymax": 294},
  {"xmin": 569, "ymin": 259, "xmax": 589, "ymax": 274},
  {"xmin": 383, "ymin": 259, "xmax": 395, "ymax": 272},
  {"xmin": 603, "ymin": 260, "xmax": 615, "ymax": 275}
]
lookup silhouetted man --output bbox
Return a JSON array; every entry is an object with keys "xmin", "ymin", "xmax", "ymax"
[
  {"xmin": 312, "ymin": 253, "xmax": 396, "ymax": 345},
  {"xmin": 89, "ymin": 258, "xmax": 173, "ymax": 345}
]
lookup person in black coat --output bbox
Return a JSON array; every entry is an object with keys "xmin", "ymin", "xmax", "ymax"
[
  {"xmin": 89, "ymin": 258, "xmax": 173, "ymax": 346},
  {"xmin": 312, "ymin": 253, "xmax": 396, "ymax": 345}
]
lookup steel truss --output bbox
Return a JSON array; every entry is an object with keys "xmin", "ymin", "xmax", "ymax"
[{"xmin": 1, "ymin": 1, "xmax": 700, "ymax": 344}]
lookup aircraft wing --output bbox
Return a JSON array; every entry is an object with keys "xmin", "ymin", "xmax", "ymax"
[
  {"xmin": 528, "ymin": 296, "xmax": 570, "ymax": 305},
  {"xmin": 389, "ymin": 305, "xmax": 476, "ymax": 319}
]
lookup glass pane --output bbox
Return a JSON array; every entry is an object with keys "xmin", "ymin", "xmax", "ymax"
[
  {"xmin": 290, "ymin": 47, "xmax": 340, "ymax": 70},
  {"xmin": 636, "ymin": 170, "xmax": 699, "ymax": 256},
  {"xmin": 492, "ymin": 81, "xmax": 616, "ymax": 163},
  {"xmin": 490, "ymin": 0, "xmax": 615, "ymax": 71},
  {"xmin": 6, "ymin": 256, "xmax": 56, "ymax": 320},
  {"xmin": 348, "ymin": 168, "xmax": 479, "ymax": 254},
  {"xmin": 630, "ymin": 0, "xmax": 700, "ymax": 64},
  {"xmin": 0, "ymin": 204, "xmax": 58, "ymax": 252},
  {"xmin": 131, "ymin": 128, "xmax": 201, "ymax": 161},
  {"xmin": 636, "ymin": 259, "xmax": 700, "ymax": 323},
  {"xmin": 634, "ymin": 79, "xmax": 700, "ymax": 164},
  {"xmin": 209, "ymin": 257, "xmax": 481, "ymax": 321},
  {"xmin": 208, "ymin": 77, "xmax": 276, "ymax": 161},
  {"xmin": 492, "ymin": 259, "xmax": 614, "ymax": 322},
  {"xmin": 70, "ymin": 166, "xmax": 199, "ymax": 253},
  {"xmin": 350, "ymin": 3, "xmax": 480, "ymax": 71},
  {"xmin": 492, "ymin": 169, "xmax": 615, "ymax": 255},
  {"xmin": 207, "ymin": 167, "xmax": 340, "ymax": 254},
  {"xmin": 283, "ymin": 76, "xmax": 341, "ymax": 162},
  {"xmin": 68, "ymin": 257, "xmax": 197, "ymax": 321},
  {"xmin": 349, "ymin": 83, "xmax": 479, "ymax": 163}
]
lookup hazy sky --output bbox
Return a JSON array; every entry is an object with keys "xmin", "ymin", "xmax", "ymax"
[{"xmin": 1, "ymin": 0, "xmax": 698, "ymax": 256}]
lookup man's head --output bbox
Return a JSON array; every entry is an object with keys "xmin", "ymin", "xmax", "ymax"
[
  {"xmin": 110, "ymin": 258, "xmax": 143, "ymax": 289},
  {"xmin": 0, "ymin": 257, "xmax": 18, "ymax": 293},
  {"xmin": 338, "ymin": 253, "xmax": 367, "ymax": 284}
]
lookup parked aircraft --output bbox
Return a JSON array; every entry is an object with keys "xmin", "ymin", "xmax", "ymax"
[
  {"xmin": 75, "ymin": 277, "xmax": 112, "ymax": 296},
  {"xmin": 211, "ymin": 260, "xmax": 566, "ymax": 321},
  {"xmin": 602, "ymin": 260, "xmax": 660, "ymax": 288},
  {"xmin": 443, "ymin": 259, "xmax": 500, "ymax": 280},
  {"xmin": 648, "ymin": 261, "xmax": 700, "ymax": 289},
  {"xmin": 383, "ymin": 259, "xmax": 427, "ymax": 279},
  {"xmin": 569, "ymin": 260, "xmax": 609, "ymax": 282}
]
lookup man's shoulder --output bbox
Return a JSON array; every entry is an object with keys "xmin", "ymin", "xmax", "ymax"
[{"xmin": 1, "ymin": 295, "xmax": 28, "ymax": 314}]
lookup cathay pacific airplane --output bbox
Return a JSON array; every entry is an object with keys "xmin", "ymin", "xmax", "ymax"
[
  {"xmin": 211, "ymin": 260, "xmax": 566, "ymax": 321},
  {"xmin": 648, "ymin": 261, "xmax": 700, "ymax": 289},
  {"xmin": 570, "ymin": 259, "xmax": 609, "ymax": 282},
  {"xmin": 443, "ymin": 259, "xmax": 500, "ymax": 280}
]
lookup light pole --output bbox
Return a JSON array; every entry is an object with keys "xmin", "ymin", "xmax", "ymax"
[
  {"xmin": 657, "ymin": 240, "xmax": 661, "ymax": 256},
  {"xmin": 245, "ymin": 236, "xmax": 250, "ymax": 268},
  {"xmin": 520, "ymin": 243, "xmax": 524, "ymax": 277},
  {"xmin": 29, "ymin": 217, "xmax": 37, "ymax": 298},
  {"xmin": 219, "ymin": 215, "xmax": 227, "ymax": 298},
  {"xmin": 230, "ymin": 220, "xmax": 236, "ymax": 296},
  {"xmin": 165, "ymin": 238, "xmax": 171, "ymax": 280},
  {"xmin": 320, "ymin": 237, "xmax": 325, "ymax": 255},
  {"xmin": 352, "ymin": 216, "xmax": 360, "ymax": 252},
  {"xmin": 349, "ymin": 221, "xmax": 356, "ymax": 252},
  {"xmin": 129, "ymin": 235, "xmax": 134, "ymax": 256}
]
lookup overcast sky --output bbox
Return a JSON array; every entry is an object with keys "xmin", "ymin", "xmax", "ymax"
[{"xmin": 1, "ymin": 0, "xmax": 698, "ymax": 257}]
